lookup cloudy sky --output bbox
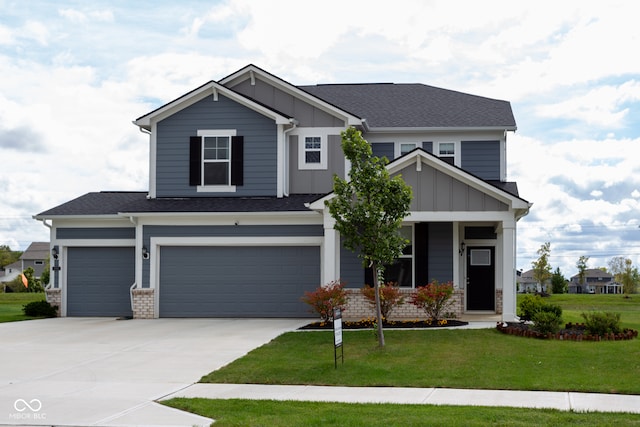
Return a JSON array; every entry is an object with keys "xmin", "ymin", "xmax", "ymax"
[{"xmin": 1, "ymin": 0, "xmax": 639, "ymax": 278}]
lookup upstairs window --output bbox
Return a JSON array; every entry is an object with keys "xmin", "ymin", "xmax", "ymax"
[
  {"xmin": 298, "ymin": 134, "xmax": 327, "ymax": 170},
  {"xmin": 438, "ymin": 142, "xmax": 455, "ymax": 165},
  {"xmin": 190, "ymin": 130, "xmax": 243, "ymax": 192},
  {"xmin": 203, "ymin": 136, "xmax": 230, "ymax": 185},
  {"xmin": 304, "ymin": 136, "xmax": 322, "ymax": 164},
  {"xmin": 400, "ymin": 143, "xmax": 417, "ymax": 156}
]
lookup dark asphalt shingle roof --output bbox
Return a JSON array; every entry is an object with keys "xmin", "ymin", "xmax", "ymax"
[
  {"xmin": 299, "ymin": 83, "xmax": 516, "ymax": 129},
  {"xmin": 36, "ymin": 192, "xmax": 323, "ymax": 217}
]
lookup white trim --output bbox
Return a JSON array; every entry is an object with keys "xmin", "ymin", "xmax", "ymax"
[
  {"xmin": 149, "ymin": 235, "xmax": 325, "ymax": 317},
  {"xmin": 219, "ymin": 65, "xmax": 363, "ymax": 127},
  {"xmin": 197, "ymin": 185, "xmax": 237, "ymax": 193},
  {"xmin": 134, "ymin": 81, "xmax": 291, "ymax": 129},
  {"xmin": 299, "ymin": 135, "xmax": 326, "ymax": 170},
  {"xmin": 149, "ymin": 123, "xmax": 157, "ymax": 198},
  {"xmin": 197, "ymin": 129, "xmax": 237, "ymax": 136}
]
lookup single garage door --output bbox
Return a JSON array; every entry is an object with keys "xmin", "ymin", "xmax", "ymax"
[
  {"xmin": 159, "ymin": 246, "xmax": 320, "ymax": 317},
  {"xmin": 67, "ymin": 247, "xmax": 135, "ymax": 317}
]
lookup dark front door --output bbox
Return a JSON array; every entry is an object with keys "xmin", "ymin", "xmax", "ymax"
[{"xmin": 466, "ymin": 247, "xmax": 495, "ymax": 311}]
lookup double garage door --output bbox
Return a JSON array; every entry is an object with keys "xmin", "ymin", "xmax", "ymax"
[
  {"xmin": 159, "ymin": 246, "xmax": 320, "ymax": 317},
  {"xmin": 66, "ymin": 245, "xmax": 320, "ymax": 317}
]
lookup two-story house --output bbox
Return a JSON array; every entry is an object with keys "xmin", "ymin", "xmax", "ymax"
[
  {"xmin": 35, "ymin": 64, "xmax": 530, "ymax": 320},
  {"xmin": 568, "ymin": 269, "xmax": 622, "ymax": 294}
]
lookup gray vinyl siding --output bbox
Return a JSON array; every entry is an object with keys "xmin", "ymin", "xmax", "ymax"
[
  {"xmin": 67, "ymin": 247, "xmax": 135, "ymax": 317},
  {"xmin": 233, "ymin": 78, "xmax": 345, "ymax": 127},
  {"xmin": 159, "ymin": 246, "xmax": 320, "ymax": 317},
  {"xmin": 396, "ymin": 163, "xmax": 508, "ymax": 212},
  {"xmin": 56, "ymin": 227, "xmax": 135, "ymax": 239},
  {"xmin": 340, "ymin": 241, "xmax": 365, "ymax": 288},
  {"xmin": 156, "ymin": 94, "xmax": 278, "ymax": 197},
  {"xmin": 142, "ymin": 224, "xmax": 323, "ymax": 288},
  {"xmin": 427, "ymin": 223, "xmax": 453, "ymax": 283},
  {"xmin": 289, "ymin": 134, "xmax": 345, "ymax": 194},
  {"xmin": 423, "ymin": 142, "xmax": 433, "ymax": 154},
  {"xmin": 461, "ymin": 140, "xmax": 500, "ymax": 180},
  {"xmin": 371, "ymin": 142, "xmax": 394, "ymax": 160}
]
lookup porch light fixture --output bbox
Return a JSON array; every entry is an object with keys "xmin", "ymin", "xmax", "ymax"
[
  {"xmin": 459, "ymin": 242, "xmax": 466, "ymax": 256},
  {"xmin": 51, "ymin": 246, "xmax": 59, "ymax": 260},
  {"xmin": 142, "ymin": 246, "xmax": 149, "ymax": 260}
]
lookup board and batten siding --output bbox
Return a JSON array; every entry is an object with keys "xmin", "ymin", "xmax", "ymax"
[
  {"xmin": 155, "ymin": 95, "xmax": 278, "ymax": 197},
  {"xmin": 289, "ymin": 134, "xmax": 345, "ymax": 194},
  {"xmin": 396, "ymin": 163, "xmax": 508, "ymax": 212},
  {"xmin": 232, "ymin": 78, "xmax": 345, "ymax": 128},
  {"xmin": 141, "ymin": 224, "xmax": 324, "ymax": 288}
]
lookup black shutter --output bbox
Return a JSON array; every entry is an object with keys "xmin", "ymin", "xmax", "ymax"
[
  {"xmin": 231, "ymin": 136, "xmax": 244, "ymax": 186},
  {"xmin": 189, "ymin": 136, "xmax": 201, "ymax": 186}
]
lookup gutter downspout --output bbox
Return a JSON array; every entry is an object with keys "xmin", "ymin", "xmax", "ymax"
[
  {"xmin": 128, "ymin": 215, "xmax": 140, "ymax": 314},
  {"xmin": 35, "ymin": 218, "xmax": 54, "ymax": 290},
  {"xmin": 282, "ymin": 119, "xmax": 298, "ymax": 197}
]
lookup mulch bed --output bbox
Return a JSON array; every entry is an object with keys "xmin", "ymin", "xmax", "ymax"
[
  {"xmin": 496, "ymin": 322, "xmax": 639, "ymax": 341},
  {"xmin": 299, "ymin": 319, "xmax": 468, "ymax": 330}
]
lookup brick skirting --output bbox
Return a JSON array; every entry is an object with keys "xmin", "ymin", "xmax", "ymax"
[
  {"xmin": 132, "ymin": 288, "xmax": 155, "ymax": 319},
  {"xmin": 344, "ymin": 288, "xmax": 501, "ymax": 320},
  {"xmin": 45, "ymin": 288, "xmax": 61, "ymax": 317}
]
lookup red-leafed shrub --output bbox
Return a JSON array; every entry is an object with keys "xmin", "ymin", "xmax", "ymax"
[
  {"xmin": 360, "ymin": 281, "xmax": 405, "ymax": 319},
  {"xmin": 410, "ymin": 280, "xmax": 454, "ymax": 321},
  {"xmin": 301, "ymin": 280, "xmax": 347, "ymax": 322}
]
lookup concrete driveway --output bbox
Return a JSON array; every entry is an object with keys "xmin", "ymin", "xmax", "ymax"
[{"xmin": 0, "ymin": 317, "xmax": 308, "ymax": 426}]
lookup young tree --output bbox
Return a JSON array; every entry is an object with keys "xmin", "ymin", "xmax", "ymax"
[
  {"xmin": 618, "ymin": 258, "xmax": 639, "ymax": 296},
  {"xmin": 551, "ymin": 267, "xmax": 567, "ymax": 294},
  {"xmin": 531, "ymin": 242, "xmax": 552, "ymax": 293},
  {"xmin": 326, "ymin": 127, "xmax": 412, "ymax": 347},
  {"xmin": 576, "ymin": 255, "xmax": 589, "ymax": 286},
  {"xmin": 608, "ymin": 256, "xmax": 628, "ymax": 284}
]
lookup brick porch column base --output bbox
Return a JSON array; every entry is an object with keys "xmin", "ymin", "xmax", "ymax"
[
  {"xmin": 496, "ymin": 289, "xmax": 503, "ymax": 315},
  {"xmin": 45, "ymin": 288, "xmax": 61, "ymax": 317},
  {"xmin": 132, "ymin": 288, "xmax": 155, "ymax": 319},
  {"xmin": 344, "ymin": 288, "xmax": 465, "ymax": 320}
]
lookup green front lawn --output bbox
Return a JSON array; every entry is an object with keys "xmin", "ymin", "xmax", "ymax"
[
  {"xmin": 176, "ymin": 293, "xmax": 640, "ymax": 425},
  {"xmin": 0, "ymin": 292, "xmax": 48, "ymax": 322},
  {"xmin": 164, "ymin": 398, "xmax": 640, "ymax": 427}
]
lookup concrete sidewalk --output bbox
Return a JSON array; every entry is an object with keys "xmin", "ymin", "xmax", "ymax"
[{"xmin": 167, "ymin": 383, "xmax": 640, "ymax": 414}]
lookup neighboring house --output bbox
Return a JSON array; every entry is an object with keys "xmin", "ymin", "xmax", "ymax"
[
  {"xmin": 0, "ymin": 242, "xmax": 48, "ymax": 285},
  {"xmin": 20, "ymin": 242, "xmax": 49, "ymax": 279},
  {"xmin": 0, "ymin": 261, "xmax": 21, "ymax": 285},
  {"xmin": 35, "ymin": 64, "xmax": 531, "ymax": 320},
  {"xmin": 568, "ymin": 269, "xmax": 622, "ymax": 294},
  {"xmin": 517, "ymin": 269, "xmax": 550, "ymax": 293}
]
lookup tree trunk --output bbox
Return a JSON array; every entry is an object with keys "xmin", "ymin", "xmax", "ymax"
[{"xmin": 372, "ymin": 263, "xmax": 385, "ymax": 347}]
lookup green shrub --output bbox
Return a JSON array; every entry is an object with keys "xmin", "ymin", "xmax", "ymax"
[
  {"xmin": 23, "ymin": 300, "xmax": 57, "ymax": 317},
  {"xmin": 581, "ymin": 311, "xmax": 622, "ymax": 336},
  {"xmin": 301, "ymin": 280, "xmax": 347, "ymax": 322},
  {"xmin": 517, "ymin": 294, "xmax": 545, "ymax": 321},
  {"xmin": 518, "ymin": 294, "xmax": 562, "ymax": 323},
  {"xmin": 532, "ymin": 310, "xmax": 562, "ymax": 334}
]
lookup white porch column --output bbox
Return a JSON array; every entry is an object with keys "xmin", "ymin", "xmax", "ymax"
[
  {"xmin": 500, "ymin": 220, "xmax": 517, "ymax": 321},
  {"xmin": 322, "ymin": 210, "xmax": 339, "ymax": 285}
]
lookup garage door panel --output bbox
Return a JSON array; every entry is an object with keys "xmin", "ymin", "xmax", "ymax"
[
  {"xmin": 159, "ymin": 246, "xmax": 320, "ymax": 317},
  {"xmin": 67, "ymin": 247, "xmax": 135, "ymax": 317}
]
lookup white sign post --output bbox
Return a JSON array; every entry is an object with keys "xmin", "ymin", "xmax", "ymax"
[{"xmin": 333, "ymin": 308, "xmax": 343, "ymax": 368}]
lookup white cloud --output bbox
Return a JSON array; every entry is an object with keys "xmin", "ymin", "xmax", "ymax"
[{"xmin": 536, "ymin": 81, "xmax": 640, "ymax": 128}]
